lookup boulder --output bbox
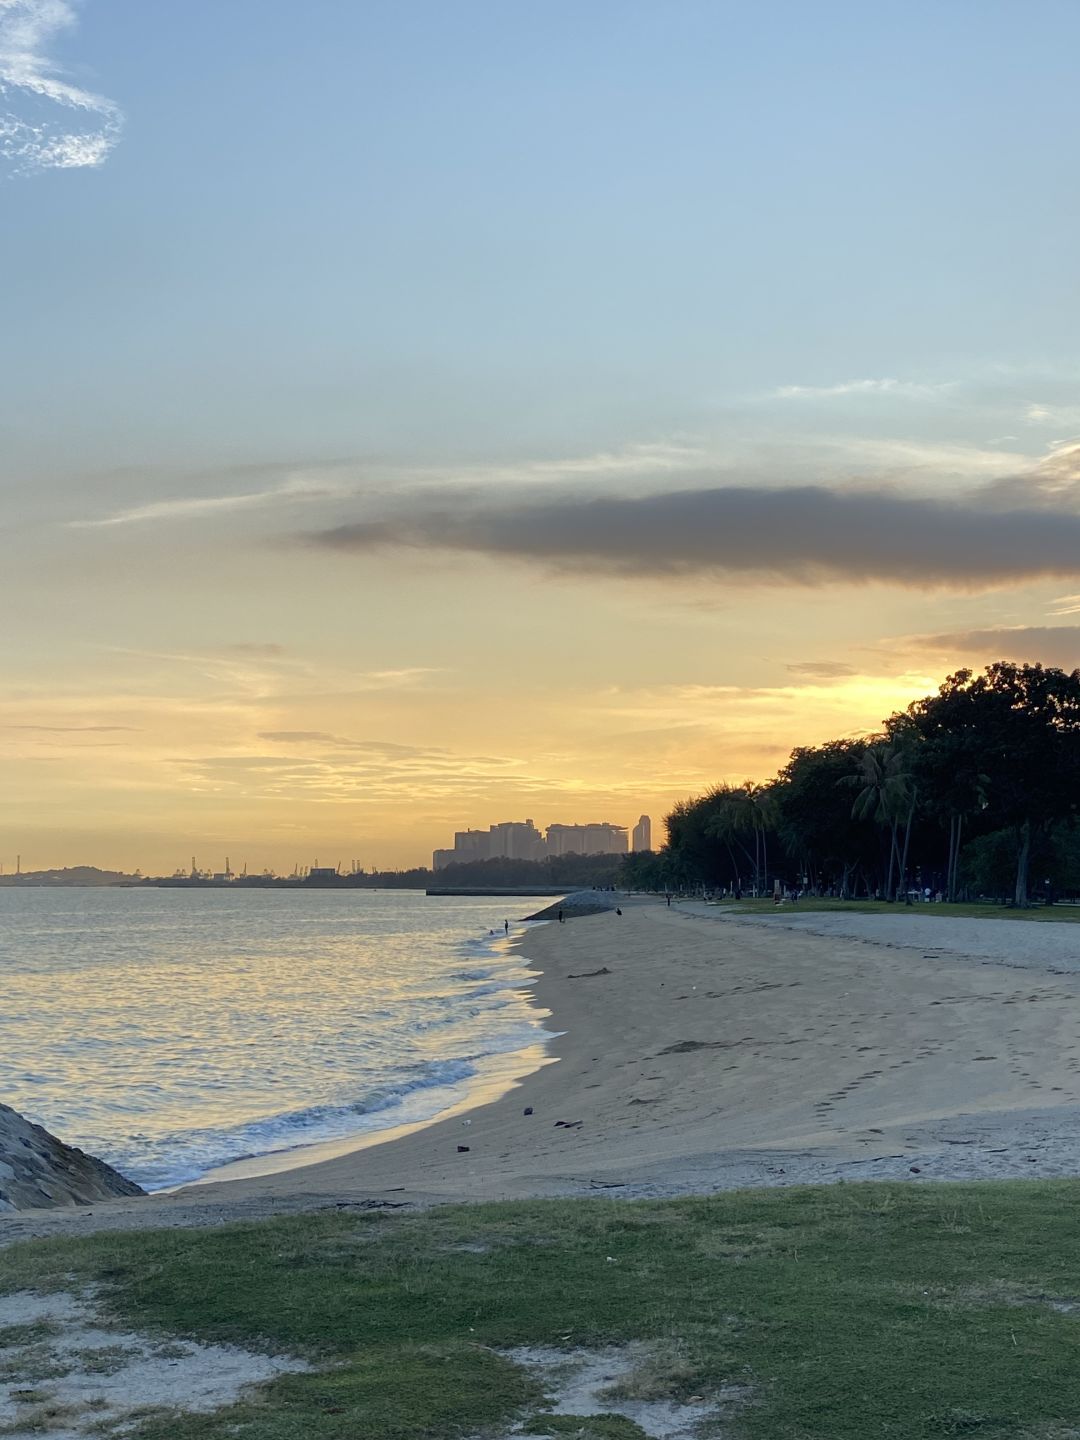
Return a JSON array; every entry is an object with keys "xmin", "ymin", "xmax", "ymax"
[{"xmin": 0, "ymin": 1103, "xmax": 144, "ymax": 1211}]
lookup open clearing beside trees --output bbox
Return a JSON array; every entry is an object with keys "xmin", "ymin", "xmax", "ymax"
[{"xmin": 4, "ymin": 1181, "xmax": 1080, "ymax": 1439}]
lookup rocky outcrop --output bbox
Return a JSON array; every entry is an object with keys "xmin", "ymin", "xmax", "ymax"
[
  {"xmin": 0, "ymin": 1104, "xmax": 144, "ymax": 1212},
  {"xmin": 524, "ymin": 891, "xmax": 621, "ymax": 921}
]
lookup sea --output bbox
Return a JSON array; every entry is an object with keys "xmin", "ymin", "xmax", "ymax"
[{"xmin": 0, "ymin": 888, "xmax": 553, "ymax": 1191}]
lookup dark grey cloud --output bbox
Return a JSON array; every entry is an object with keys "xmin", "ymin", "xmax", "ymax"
[
  {"xmin": 786, "ymin": 661, "xmax": 857, "ymax": 678},
  {"xmin": 915, "ymin": 626, "xmax": 1080, "ymax": 669},
  {"xmin": 307, "ymin": 477, "xmax": 1080, "ymax": 588}
]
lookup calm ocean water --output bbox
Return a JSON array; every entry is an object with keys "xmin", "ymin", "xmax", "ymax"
[{"xmin": 0, "ymin": 888, "xmax": 551, "ymax": 1190}]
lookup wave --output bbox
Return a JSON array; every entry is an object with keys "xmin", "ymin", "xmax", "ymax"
[{"xmin": 117, "ymin": 1054, "xmax": 482, "ymax": 1191}]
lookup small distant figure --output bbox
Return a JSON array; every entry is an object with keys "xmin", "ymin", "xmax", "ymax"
[
  {"xmin": 504, "ymin": 919, "xmax": 509, "ymax": 935},
  {"xmin": 558, "ymin": 908, "xmax": 565, "ymax": 923},
  {"xmin": 615, "ymin": 907, "xmax": 622, "ymax": 916},
  {"xmin": 665, "ymin": 893, "xmax": 672, "ymax": 908}
]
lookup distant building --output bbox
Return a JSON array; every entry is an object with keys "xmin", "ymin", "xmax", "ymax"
[
  {"xmin": 437, "ymin": 820, "xmax": 546, "ymax": 867},
  {"xmin": 546, "ymin": 822, "xmax": 628, "ymax": 856},
  {"xmin": 488, "ymin": 819, "xmax": 546, "ymax": 862},
  {"xmin": 454, "ymin": 829, "xmax": 493, "ymax": 862},
  {"xmin": 435, "ymin": 817, "xmax": 633, "ymax": 867},
  {"xmin": 631, "ymin": 815, "xmax": 652, "ymax": 852},
  {"xmin": 309, "ymin": 866, "xmax": 338, "ymax": 880}
]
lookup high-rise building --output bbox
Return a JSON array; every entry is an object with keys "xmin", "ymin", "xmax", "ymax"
[
  {"xmin": 454, "ymin": 829, "xmax": 492, "ymax": 861},
  {"xmin": 545, "ymin": 822, "xmax": 628, "ymax": 856},
  {"xmin": 632, "ymin": 815, "xmax": 652, "ymax": 852},
  {"xmin": 487, "ymin": 819, "xmax": 546, "ymax": 861}
]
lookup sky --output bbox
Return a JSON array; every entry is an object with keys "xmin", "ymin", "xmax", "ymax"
[{"xmin": 2, "ymin": 0, "xmax": 1079, "ymax": 873}]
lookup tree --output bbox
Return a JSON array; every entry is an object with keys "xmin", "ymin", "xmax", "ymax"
[
  {"xmin": 909, "ymin": 663, "xmax": 1080, "ymax": 905},
  {"xmin": 846, "ymin": 739, "xmax": 914, "ymax": 900},
  {"xmin": 705, "ymin": 782, "xmax": 776, "ymax": 894},
  {"xmin": 771, "ymin": 740, "xmax": 876, "ymax": 895}
]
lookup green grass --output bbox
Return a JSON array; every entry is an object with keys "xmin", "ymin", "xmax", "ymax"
[
  {"xmin": 5, "ymin": 1183, "xmax": 1080, "ymax": 1438},
  {"xmin": 714, "ymin": 897, "xmax": 1080, "ymax": 922}
]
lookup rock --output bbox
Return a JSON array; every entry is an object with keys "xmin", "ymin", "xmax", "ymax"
[
  {"xmin": 0, "ymin": 1103, "xmax": 144, "ymax": 1211},
  {"xmin": 524, "ymin": 892, "xmax": 621, "ymax": 922}
]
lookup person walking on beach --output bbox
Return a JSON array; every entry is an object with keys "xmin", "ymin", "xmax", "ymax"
[
  {"xmin": 558, "ymin": 908, "xmax": 564, "ymax": 923},
  {"xmin": 504, "ymin": 919, "xmax": 509, "ymax": 935}
]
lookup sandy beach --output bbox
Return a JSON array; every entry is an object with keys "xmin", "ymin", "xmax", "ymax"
[{"xmin": 7, "ymin": 899, "xmax": 1080, "ymax": 1244}]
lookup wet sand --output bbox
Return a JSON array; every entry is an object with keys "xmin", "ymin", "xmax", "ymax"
[{"xmin": 7, "ymin": 900, "xmax": 1080, "ymax": 1244}]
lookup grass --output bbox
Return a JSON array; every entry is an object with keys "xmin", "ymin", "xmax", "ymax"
[
  {"xmin": 4, "ymin": 1182, "xmax": 1080, "ymax": 1437},
  {"xmin": 714, "ymin": 897, "xmax": 1080, "ymax": 922}
]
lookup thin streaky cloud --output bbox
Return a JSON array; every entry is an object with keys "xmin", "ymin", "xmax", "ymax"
[
  {"xmin": 70, "ymin": 476, "xmax": 347, "ymax": 528},
  {"xmin": 786, "ymin": 661, "xmax": 857, "ymax": 679},
  {"xmin": 3, "ymin": 723, "xmax": 139, "ymax": 732},
  {"xmin": 0, "ymin": 0, "xmax": 121, "ymax": 175},
  {"xmin": 774, "ymin": 378, "xmax": 954, "ymax": 400}
]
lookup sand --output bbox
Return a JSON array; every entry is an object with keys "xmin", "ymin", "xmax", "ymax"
[{"xmin": 6, "ymin": 899, "xmax": 1080, "ymax": 1245}]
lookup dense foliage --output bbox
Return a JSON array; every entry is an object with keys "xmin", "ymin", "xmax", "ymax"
[{"xmin": 623, "ymin": 662, "xmax": 1080, "ymax": 906}]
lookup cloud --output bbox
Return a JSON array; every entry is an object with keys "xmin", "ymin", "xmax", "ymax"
[
  {"xmin": 305, "ymin": 469, "xmax": 1080, "ymax": 589},
  {"xmin": 1026, "ymin": 402, "xmax": 1080, "ymax": 428},
  {"xmin": 774, "ymin": 378, "xmax": 952, "ymax": 400},
  {"xmin": 3, "ymin": 722, "xmax": 139, "ymax": 732},
  {"xmin": 908, "ymin": 626, "xmax": 1080, "ymax": 670},
  {"xmin": 257, "ymin": 730, "xmax": 450, "ymax": 756},
  {"xmin": 0, "ymin": 1, "xmax": 121, "ymax": 175},
  {"xmin": 980, "ymin": 441, "xmax": 1080, "ymax": 510},
  {"xmin": 71, "ymin": 475, "xmax": 346, "ymax": 529},
  {"xmin": 224, "ymin": 642, "xmax": 287, "ymax": 657},
  {"xmin": 786, "ymin": 662, "xmax": 857, "ymax": 678}
]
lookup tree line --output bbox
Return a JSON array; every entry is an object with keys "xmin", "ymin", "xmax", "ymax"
[{"xmin": 619, "ymin": 662, "xmax": 1080, "ymax": 907}]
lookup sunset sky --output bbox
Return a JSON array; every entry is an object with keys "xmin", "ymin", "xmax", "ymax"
[{"xmin": 3, "ymin": 0, "xmax": 1080, "ymax": 873}]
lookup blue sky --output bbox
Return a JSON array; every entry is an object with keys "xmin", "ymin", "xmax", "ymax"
[
  {"xmin": 5, "ymin": 0, "xmax": 1079, "ymax": 477},
  {"xmin": 2, "ymin": 1, "xmax": 1080, "ymax": 870}
]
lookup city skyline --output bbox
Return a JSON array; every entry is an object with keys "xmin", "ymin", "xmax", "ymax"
[
  {"xmin": 3, "ymin": 2, "xmax": 1080, "ymax": 871},
  {"xmin": 432, "ymin": 815, "xmax": 647, "ymax": 869}
]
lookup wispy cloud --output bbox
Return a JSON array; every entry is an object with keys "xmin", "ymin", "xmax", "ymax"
[
  {"xmin": 0, "ymin": 0, "xmax": 121, "ymax": 175},
  {"xmin": 774, "ymin": 378, "xmax": 953, "ymax": 401},
  {"xmin": 70, "ymin": 476, "xmax": 347, "ymax": 528},
  {"xmin": 786, "ymin": 661, "xmax": 857, "ymax": 679},
  {"xmin": 1026, "ymin": 401, "xmax": 1080, "ymax": 428},
  {"xmin": 1, "ymin": 722, "xmax": 139, "ymax": 732}
]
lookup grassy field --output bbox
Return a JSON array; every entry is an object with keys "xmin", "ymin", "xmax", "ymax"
[
  {"xmin": 710, "ymin": 897, "xmax": 1080, "ymax": 923},
  {"xmin": 4, "ymin": 1182, "xmax": 1080, "ymax": 1438}
]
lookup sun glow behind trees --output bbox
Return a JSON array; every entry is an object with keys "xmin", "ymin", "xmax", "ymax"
[{"xmin": 628, "ymin": 663, "xmax": 1080, "ymax": 908}]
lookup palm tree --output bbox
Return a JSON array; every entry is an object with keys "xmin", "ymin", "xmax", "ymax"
[
  {"xmin": 847, "ymin": 741, "xmax": 912, "ymax": 900},
  {"xmin": 706, "ymin": 782, "xmax": 776, "ymax": 895}
]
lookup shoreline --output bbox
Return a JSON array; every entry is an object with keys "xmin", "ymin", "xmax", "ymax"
[{"xmin": 8, "ymin": 899, "xmax": 1080, "ymax": 1243}]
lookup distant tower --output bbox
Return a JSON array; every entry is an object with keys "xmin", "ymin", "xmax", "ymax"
[{"xmin": 631, "ymin": 815, "xmax": 652, "ymax": 852}]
